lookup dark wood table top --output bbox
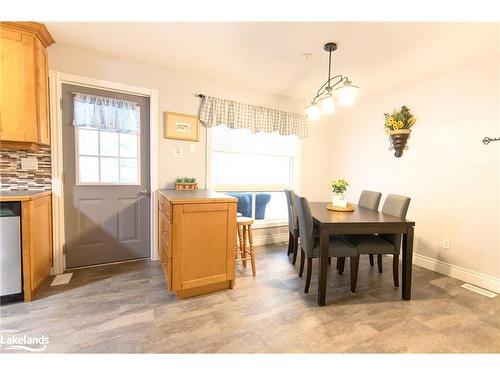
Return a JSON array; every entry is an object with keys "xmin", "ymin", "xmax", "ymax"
[{"xmin": 309, "ymin": 202, "xmax": 415, "ymax": 226}]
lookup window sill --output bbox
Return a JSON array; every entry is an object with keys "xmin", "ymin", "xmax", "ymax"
[{"xmin": 250, "ymin": 220, "xmax": 287, "ymax": 229}]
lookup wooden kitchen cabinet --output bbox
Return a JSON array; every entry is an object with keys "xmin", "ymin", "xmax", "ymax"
[
  {"xmin": 0, "ymin": 22, "xmax": 54, "ymax": 150},
  {"xmin": 1, "ymin": 191, "xmax": 53, "ymax": 301},
  {"xmin": 158, "ymin": 189, "xmax": 237, "ymax": 298}
]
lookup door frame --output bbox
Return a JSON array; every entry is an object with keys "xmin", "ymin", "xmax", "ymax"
[{"xmin": 49, "ymin": 71, "xmax": 160, "ymax": 274}]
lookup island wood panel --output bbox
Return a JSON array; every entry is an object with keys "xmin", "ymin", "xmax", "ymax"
[{"xmin": 158, "ymin": 190, "xmax": 237, "ymax": 297}]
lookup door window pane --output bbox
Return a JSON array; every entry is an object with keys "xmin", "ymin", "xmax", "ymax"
[
  {"xmin": 100, "ymin": 158, "xmax": 119, "ymax": 183},
  {"xmin": 76, "ymin": 128, "xmax": 140, "ymax": 185},
  {"xmin": 100, "ymin": 131, "xmax": 119, "ymax": 157},
  {"xmin": 120, "ymin": 159, "xmax": 138, "ymax": 183},
  {"xmin": 119, "ymin": 133, "xmax": 138, "ymax": 158},
  {"xmin": 78, "ymin": 129, "xmax": 98, "ymax": 156},
  {"xmin": 79, "ymin": 156, "xmax": 99, "ymax": 183}
]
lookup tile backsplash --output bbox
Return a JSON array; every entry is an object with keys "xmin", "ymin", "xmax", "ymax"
[{"xmin": 0, "ymin": 146, "xmax": 51, "ymax": 191}]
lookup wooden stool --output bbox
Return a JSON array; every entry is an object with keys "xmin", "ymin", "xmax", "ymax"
[{"xmin": 236, "ymin": 216, "xmax": 256, "ymax": 277}]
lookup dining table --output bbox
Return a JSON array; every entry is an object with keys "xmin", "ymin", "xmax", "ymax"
[{"xmin": 310, "ymin": 202, "xmax": 415, "ymax": 306}]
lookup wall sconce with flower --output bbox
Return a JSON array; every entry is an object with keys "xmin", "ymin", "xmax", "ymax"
[{"xmin": 384, "ymin": 105, "xmax": 417, "ymax": 157}]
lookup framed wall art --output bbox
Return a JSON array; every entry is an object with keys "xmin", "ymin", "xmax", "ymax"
[{"xmin": 164, "ymin": 112, "xmax": 199, "ymax": 142}]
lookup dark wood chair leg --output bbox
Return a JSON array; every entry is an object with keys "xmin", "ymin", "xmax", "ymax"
[
  {"xmin": 350, "ymin": 255, "xmax": 360, "ymax": 293},
  {"xmin": 299, "ymin": 248, "xmax": 305, "ymax": 277},
  {"xmin": 336, "ymin": 258, "xmax": 339, "ymax": 269},
  {"xmin": 338, "ymin": 257, "xmax": 346, "ymax": 275},
  {"xmin": 369, "ymin": 254, "xmax": 374, "ymax": 266},
  {"xmin": 292, "ymin": 236, "xmax": 299, "ymax": 265},
  {"xmin": 287, "ymin": 232, "xmax": 293, "ymax": 256},
  {"xmin": 304, "ymin": 257, "xmax": 313, "ymax": 293},
  {"xmin": 377, "ymin": 254, "xmax": 383, "ymax": 273},
  {"xmin": 393, "ymin": 254, "xmax": 399, "ymax": 287},
  {"xmin": 328, "ymin": 257, "xmax": 331, "ymax": 265}
]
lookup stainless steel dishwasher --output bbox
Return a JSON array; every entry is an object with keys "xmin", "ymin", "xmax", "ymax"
[{"xmin": 1, "ymin": 201, "xmax": 23, "ymax": 303}]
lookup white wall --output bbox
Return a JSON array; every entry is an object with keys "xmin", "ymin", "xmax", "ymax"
[
  {"xmin": 47, "ymin": 43, "xmax": 334, "ymax": 242},
  {"xmin": 48, "ymin": 44, "xmax": 321, "ymax": 189},
  {"xmin": 330, "ymin": 56, "xmax": 500, "ymax": 282}
]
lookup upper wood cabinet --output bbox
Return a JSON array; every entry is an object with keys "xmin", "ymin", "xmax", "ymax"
[{"xmin": 0, "ymin": 22, "xmax": 54, "ymax": 150}]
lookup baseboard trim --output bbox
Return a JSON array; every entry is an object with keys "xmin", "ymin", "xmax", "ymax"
[
  {"xmin": 413, "ymin": 253, "xmax": 500, "ymax": 294},
  {"xmin": 252, "ymin": 232, "xmax": 289, "ymax": 247}
]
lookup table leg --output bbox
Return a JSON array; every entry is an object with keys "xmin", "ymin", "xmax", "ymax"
[
  {"xmin": 317, "ymin": 229, "xmax": 329, "ymax": 306},
  {"xmin": 402, "ymin": 226, "xmax": 414, "ymax": 300}
]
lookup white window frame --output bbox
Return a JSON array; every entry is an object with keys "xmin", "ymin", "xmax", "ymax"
[
  {"xmin": 206, "ymin": 126, "xmax": 301, "ymax": 228},
  {"xmin": 74, "ymin": 127, "xmax": 141, "ymax": 186}
]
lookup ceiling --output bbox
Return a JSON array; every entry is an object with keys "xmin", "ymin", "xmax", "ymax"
[{"xmin": 45, "ymin": 22, "xmax": 499, "ymax": 102}]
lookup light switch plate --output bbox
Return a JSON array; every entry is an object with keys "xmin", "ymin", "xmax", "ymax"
[
  {"xmin": 173, "ymin": 145, "xmax": 184, "ymax": 159},
  {"xmin": 21, "ymin": 157, "xmax": 38, "ymax": 170}
]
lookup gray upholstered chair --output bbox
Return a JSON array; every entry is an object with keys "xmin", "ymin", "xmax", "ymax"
[
  {"xmin": 348, "ymin": 194, "xmax": 411, "ymax": 287},
  {"xmin": 295, "ymin": 194, "xmax": 359, "ymax": 293},
  {"xmin": 338, "ymin": 190, "xmax": 382, "ymax": 271},
  {"xmin": 284, "ymin": 189, "xmax": 299, "ymax": 264},
  {"xmin": 358, "ymin": 190, "xmax": 382, "ymax": 211}
]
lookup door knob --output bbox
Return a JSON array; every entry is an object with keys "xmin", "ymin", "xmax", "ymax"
[{"xmin": 139, "ymin": 190, "xmax": 150, "ymax": 195}]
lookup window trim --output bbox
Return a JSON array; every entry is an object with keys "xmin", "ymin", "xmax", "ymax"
[
  {"xmin": 74, "ymin": 127, "xmax": 142, "ymax": 186},
  {"xmin": 206, "ymin": 126, "xmax": 301, "ymax": 226}
]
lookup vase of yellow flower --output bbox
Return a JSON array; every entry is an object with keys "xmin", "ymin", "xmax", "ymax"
[{"xmin": 384, "ymin": 105, "xmax": 417, "ymax": 157}]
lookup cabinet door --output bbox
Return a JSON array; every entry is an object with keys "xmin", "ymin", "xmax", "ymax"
[
  {"xmin": 35, "ymin": 38, "xmax": 50, "ymax": 145},
  {"xmin": 30, "ymin": 195, "xmax": 52, "ymax": 290},
  {"xmin": 0, "ymin": 27, "xmax": 37, "ymax": 142},
  {"xmin": 173, "ymin": 203, "xmax": 236, "ymax": 291}
]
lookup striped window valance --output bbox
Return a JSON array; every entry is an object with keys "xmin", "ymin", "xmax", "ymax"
[
  {"xmin": 72, "ymin": 93, "xmax": 140, "ymax": 134},
  {"xmin": 199, "ymin": 96, "xmax": 308, "ymax": 138}
]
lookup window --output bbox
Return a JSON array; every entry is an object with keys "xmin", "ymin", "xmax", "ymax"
[
  {"xmin": 208, "ymin": 125, "xmax": 299, "ymax": 223},
  {"xmin": 75, "ymin": 128, "xmax": 140, "ymax": 185}
]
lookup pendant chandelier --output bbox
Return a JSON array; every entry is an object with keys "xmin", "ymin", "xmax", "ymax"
[{"xmin": 306, "ymin": 42, "xmax": 359, "ymax": 121}]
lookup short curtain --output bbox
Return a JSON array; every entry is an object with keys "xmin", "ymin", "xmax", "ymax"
[
  {"xmin": 199, "ymin": 95, "xmax": 308, "ymax": 138},
  {"xmin": 72, "ymin": 93, "xmax": 140, "ymax": 134}
]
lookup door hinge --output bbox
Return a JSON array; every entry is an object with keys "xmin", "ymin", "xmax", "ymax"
[
  {"xmin": 60, "ymin": 98, "xmax": 63, "ymax": 110},
  {"xmin": 62, "ymin": 245, "xmax": 67, "ymax": 255},
  {"xmin": 62, "ymin": 171, "xmax": 65, "ymax": 184}
]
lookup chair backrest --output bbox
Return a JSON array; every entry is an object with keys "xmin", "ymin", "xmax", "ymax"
[
  {"xmin": 358, "ymin": 190, "xmax": 382, "ymax": 210},
  {"xmin": 382, "ymin": 194, "xmax": 411, "ymax": 218},
  {"xmin": 381, "ymin": 194, "xmax": 411, "ymax": 249},
  {"xmin": 284, "ymin": 189, "xmax": 298, "ymax": 233},
  {"xmin": 294, "ymin": 195, "xmax": 314, "ymax": 256}
]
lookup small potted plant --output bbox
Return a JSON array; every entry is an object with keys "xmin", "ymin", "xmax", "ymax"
[
  {"xmin": 384, "ymin": 105, "xmax": 417, "ymax": 157},
  {"xmin": 175, "ymin": 177, "xmax": 198, "ymax": 190},
  {"xmin": 331, "ymin": 179, "xmax": 349, "ymax": 208}
]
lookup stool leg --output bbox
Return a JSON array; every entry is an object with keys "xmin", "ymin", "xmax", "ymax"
[
  {"xmin": 242, "ymin": 225, "xmax": 248, "ymax": 268},
  {"xmin": 237, "ymin": 225, "xmax": 243, "ymax": 261},
  {"xmin": 248, "ymin": 224, "xmax": 256, "ymax": 277}
]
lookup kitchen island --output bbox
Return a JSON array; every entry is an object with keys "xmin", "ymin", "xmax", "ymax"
[{"xmin": 157, "ymin": 189, "xmax": 238, "ymax": 298}]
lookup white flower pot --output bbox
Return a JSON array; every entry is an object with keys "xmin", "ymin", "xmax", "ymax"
[{"xmin": 332, "ymin": 193, "xmax": 347, "ymax": 208}]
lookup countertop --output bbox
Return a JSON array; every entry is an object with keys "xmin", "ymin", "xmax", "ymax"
[
  {"xmin": 158, "ymin": 189, "xmax": 238, "ymax": 204},
  {"xmin": 0, "ymin": 190, "xmax": 51, "ymax": 202}
]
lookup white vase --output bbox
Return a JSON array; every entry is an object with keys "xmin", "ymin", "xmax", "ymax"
[{"xmin": 332, "ymin": 192, "xmax": 347, "ymax": 208}]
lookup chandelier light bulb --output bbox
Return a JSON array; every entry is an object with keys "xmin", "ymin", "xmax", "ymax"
[
  {"xmin": 336, "ymin": 80, "xmax": 359, "ymax": 106},
  {"xmin": 319, "ymin": 95, "xmax": 336, "ymax": 114},
  {"xmin": 306, "ymin": 103, "xmax": 320, "ymax": 121}
]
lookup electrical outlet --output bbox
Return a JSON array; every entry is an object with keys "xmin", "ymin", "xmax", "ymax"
[
  {"xmin": 442, "ymin": 239, "xmax": 450, "ymax": 250},
  {"xmin": 21, "ymin": 157, "xmax": 38, "ymax": 170}
]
